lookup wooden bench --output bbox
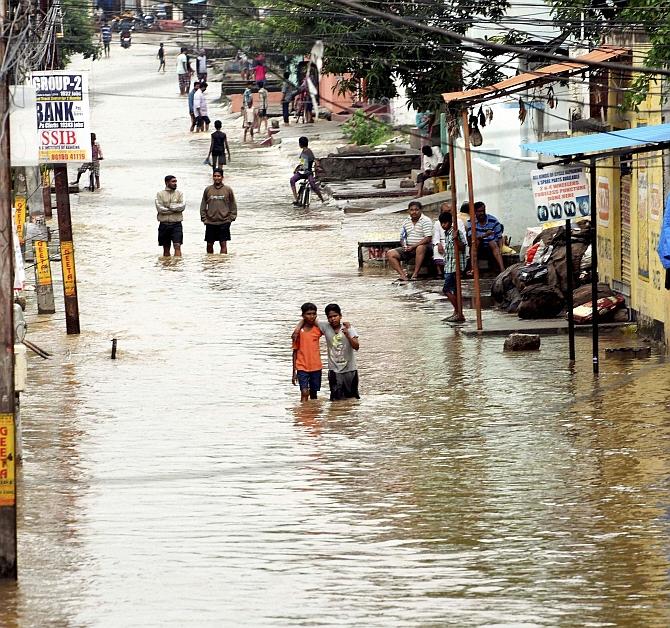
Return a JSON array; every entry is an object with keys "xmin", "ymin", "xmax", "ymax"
[{"xmin": 357, "ymin": 240, "xmax": 400, "ymax": 267}]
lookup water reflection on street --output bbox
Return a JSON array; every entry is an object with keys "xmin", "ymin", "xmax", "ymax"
[{"xmin": 1, "ymin": 37, "xmax": 670, "ymax": 627}]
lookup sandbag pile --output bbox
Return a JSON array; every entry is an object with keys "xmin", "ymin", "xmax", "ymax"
[{"xmin": 491, "ymin": 221, "xmax": 616, "ymax": 319}]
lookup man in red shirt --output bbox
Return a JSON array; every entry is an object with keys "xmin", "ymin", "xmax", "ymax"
[{"xmin": 254, "ymin": 56, "xmax": 267, "ymax": 88}]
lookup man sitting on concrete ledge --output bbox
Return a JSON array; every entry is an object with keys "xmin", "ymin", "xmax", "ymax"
[
  {"xmin": 416, "ymin": 145, "xmax": 449, "ymax": 197},
  {"xmin": 387, "ymin": 201, "xmax": 433, "ymax": 281},
  {"xmin": 466, "ymin": 201, "xmax": 505, "ymax": 274}
]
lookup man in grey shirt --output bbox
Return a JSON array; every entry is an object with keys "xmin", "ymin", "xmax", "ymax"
[{"xmin": 317, "ymin": 303, "xmax": 360, "ymax": 401}]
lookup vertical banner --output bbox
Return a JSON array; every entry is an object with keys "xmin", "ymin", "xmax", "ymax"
[
  {"xmin": 0, "ymin": 414, "xmax": 15, "ymax": 507},
  {"xmin": 60, "ymin": 241, "xmax": 77, "ymax": 297},
  {"xmin": 34, "ymin": 240, "xmax": 52, "ymax": 285},
  {"xmin": 530, "ymin": 166, "xmax": 589, "ymax": 223},
  {"xmin": 14, "ymin": 196, "xmax": 26, "ymax": 245},
  {"xmin": 638, "ymin": 168, "xmax": 649, "ymax": 280},
  {"xmin": 29, "ymin": 71, "xmax": 90, "ymax": 163},
  {"xmin": 597, "ymin": 176, "xmax": 610, "ymax": 227}
]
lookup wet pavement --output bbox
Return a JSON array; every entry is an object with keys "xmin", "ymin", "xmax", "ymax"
[{"xmin": 2, "ymin": 34, "xmax": 670, "ymax": 627}]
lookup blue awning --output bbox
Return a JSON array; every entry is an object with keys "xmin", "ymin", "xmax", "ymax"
[{"xmin": 522, "ymin": 123, "xmax": 670, "ymax": 157}]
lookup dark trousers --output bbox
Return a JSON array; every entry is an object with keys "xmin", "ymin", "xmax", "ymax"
[{"xmin": 282, "ymin": 101, "xmax": 290, "ymax": 123}]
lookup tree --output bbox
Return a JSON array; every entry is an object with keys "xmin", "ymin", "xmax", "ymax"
[
  {"xmin": 59, "ymin": 0, "xmax": 100, "ymax": 66},
  {"xmin": 548, "ymin": 0, "xmax": 667, "ymax": 106},
  {"xmin": 212, "ymin": 0, "xmax": 510, "ymax": 111}
]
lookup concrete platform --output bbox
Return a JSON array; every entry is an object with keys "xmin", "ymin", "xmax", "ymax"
[
  {"xmin": 325, "ymin": 178, "xmax": 416, "ymax": 200},
  {"xmin": 371, "ymin": 190, "xmax": 453, "ymax": 215},
  {"xmin": 457, "ymin": 314, "xmax": 633, "ymax": 336}
]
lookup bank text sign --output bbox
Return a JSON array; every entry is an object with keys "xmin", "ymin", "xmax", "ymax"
[
  {"xmin": 530, "ymin": 166, "xmax": 590, "ymax": 223},
  {"xmin": 29, "ymin": 71, "xmax": 91, "ymax": 163}
]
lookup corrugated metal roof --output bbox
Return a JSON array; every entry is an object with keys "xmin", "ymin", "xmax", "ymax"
[
  {"xmin": 442, "ymin": 47, "xmax": 629, "ymax": 107},
  {"xmin": 521, "ymin": 123, "xmax": 670, "ymax": 156}
]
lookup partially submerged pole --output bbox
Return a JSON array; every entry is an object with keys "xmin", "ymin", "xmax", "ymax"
[
  {"xmin": 460, "ymin": 110, "xmax": 482, "ymax": 330},
  {"xmin": 565, "ymin": 219, "xmax": 576, "ymax": 362},
  {"xmin": 448, "ymin": 133, "xmax": 463, "ymax": 319},
  {"xmin": 589, "ymin": 158, "xmax": 599, "ymax": 374}
]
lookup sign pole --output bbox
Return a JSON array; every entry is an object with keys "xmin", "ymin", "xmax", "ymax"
[
  {"xmin": 565, "ymin": 219, "xmax": 576, "ymax": 362},
  {"xmin": 461, "ymin": 109, "xmax": 482, "ymax": 330},
  {"xmin": 589, "ymin": 158, "xmax": 599, "ymax": 374},
  {"xmin": 54, "ymin": 165, "xmax": 80, "ymax": 334}
]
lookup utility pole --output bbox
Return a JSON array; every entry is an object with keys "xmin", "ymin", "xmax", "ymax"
[
  {"xmin": 0, "ymin": 0, "xmax": 18, "ymax": 580},
  {"xmin": 53, "ymin": 166, "xmax": 80, "ymax": 334},
  {"xmin": 51, "ymin": 6, "xmax": 80, "ymax": 335}
]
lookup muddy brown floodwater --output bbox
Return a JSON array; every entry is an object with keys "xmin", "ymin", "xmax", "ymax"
[{"xmin": 2, "ymin": 35, "xmax": 670, "ymax": 627}]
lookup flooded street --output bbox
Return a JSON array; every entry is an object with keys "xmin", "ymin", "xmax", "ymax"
[{"xmin": 3, "ymin": 36, "xmax": 670, "ymax": 626}]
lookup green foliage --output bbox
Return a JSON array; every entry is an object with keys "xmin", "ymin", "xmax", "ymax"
[
  {"xmin": 59, "ymin": 0, "xmax": 100, "ymax": 66},
  {"xmin": 212, "ymin": 0, "xmax": 510, "ymax": 111},
  {"xmin": 341, "ymin": 109, "xmax": 394, "ymax": 145},
  {"xmin": 547, "ymin": 0, "xmax": 670, "ymax": 106}
]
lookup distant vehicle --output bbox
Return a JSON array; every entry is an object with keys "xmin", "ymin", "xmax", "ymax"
[{"xmin": 120, "ymin": 30, "xmax": 131, "ymax": 48}]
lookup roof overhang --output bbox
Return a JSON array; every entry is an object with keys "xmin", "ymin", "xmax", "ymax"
[
  {"xmin": 521, "ymin": 122, "xmax": 670, "ymax": 162},
  {"xmin": 442, "ymin": 46, "xmax": 629, "ymax": 109}
]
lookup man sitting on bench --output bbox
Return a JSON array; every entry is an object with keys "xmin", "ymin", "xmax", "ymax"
[
  {"xmin": 386, "ymin": 201, "xmax": 433, "ymax": 281},
  {"xmin": 416, "ymin": 145, "xmax": 449, "ymax": 197},
  {"xmin": 466, "ymin": 201, "xmax": 505, "ymax": 274}
]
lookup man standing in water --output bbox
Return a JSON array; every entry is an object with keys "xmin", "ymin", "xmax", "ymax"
[
  {"xmin": 100, "ymin": 22, "xmax": 112, "ymax": 58},
  {"xmin": 200, "ymin": 168, "xmax": 237, "ymax": 254},
  {"xmin": 176, "ymin": 47, "xmax": 190, "ymax": 95},
  {"xmin": 156, "ymin": 175, "xmax": 185, "ymax": 257},
  {"xmin": 157, "ymin": 43, "xmax": 166, "ymax": 72}
]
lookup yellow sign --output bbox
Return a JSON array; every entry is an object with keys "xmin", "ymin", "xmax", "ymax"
[
  {"xmin": 34, "ymin": 240, "xmax": 52, "ymax": 286},
  {"xmin": 60, "ymin": 240, "xmax": 77, "ymax": 297},
  {"xmin": 0, "ymin": 414, "xmax": 15, "ymax": 507},
  {"xmin": 14, "ymin": 196, "xmax": 27, "ymax": 245}
]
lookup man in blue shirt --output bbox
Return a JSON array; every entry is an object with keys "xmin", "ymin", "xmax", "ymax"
[
  {"xmin": 100, "ymin": 22, "xmax": 112, "ymax": 58},
  {"xmin": 466, "ymin": 201, "xmax": 505, "ymax": 273}
]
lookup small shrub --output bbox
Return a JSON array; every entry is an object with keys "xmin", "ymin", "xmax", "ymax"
[{"xmin": 342, "ymin": 109, "xmax": 393, "ymax": 146}]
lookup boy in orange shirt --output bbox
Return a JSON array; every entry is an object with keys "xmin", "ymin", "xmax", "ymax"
[{"xmin": 292, "ymin": 302, "xmax": 323, "ymax": 402}]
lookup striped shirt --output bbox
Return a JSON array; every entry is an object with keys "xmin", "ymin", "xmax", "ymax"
[
  {"xmin": 443, "ymin": 229, "xmax": 466, "ymax": 273},
  {"xmin": 400, "ymin": 214, "xmax": 433, "ymax": 246},
  {"xmin": 100, "ymin": 26, "xmax": 112, "ymax": 43},
  {"xmin": 466, "ymin": 213, "xmax": 504, "ymax": 243}
]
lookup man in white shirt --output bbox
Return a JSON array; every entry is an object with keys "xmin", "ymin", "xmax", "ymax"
[
  {"xmin": 176, "ymin": 47, "xmax": 191, "ymax": 95},
  {"xmin": 386, "ymin": 201, "xmax": 434, "ymax": 281},
  {"xmin": 417, "ymin": 145, "xmax": 449, "ymax": 197},
  {"xmin": 194, "ymin": 82, "xmax": 210, "ymax": 132}
]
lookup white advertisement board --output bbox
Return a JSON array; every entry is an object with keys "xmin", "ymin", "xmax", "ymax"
[
  {"xmin": 28, "ymin": 71, "xmax": 91, "ymax": 163},
  {"xmin": 10, "ymin": 86, "xmax": 39, "ymax": 166},
  {"xmin": 530, "ymin": 165, "xmax": 590, "ymax": 223}
]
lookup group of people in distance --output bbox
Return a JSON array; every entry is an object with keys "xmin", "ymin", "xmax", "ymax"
[
  {"xmin": 291, "ymin": 303, "xmax": 360, "ymax": 403},
  {"xmin": 387, "ymin": 200, "xmax": 506, "ymax": 322},
  {"xmin": 155, "ymin": 170, "xmax": 238, "ymax": 257},
  {"xmin": 176, "ymin": 46, "xmax": 207, "ymax": 95}
]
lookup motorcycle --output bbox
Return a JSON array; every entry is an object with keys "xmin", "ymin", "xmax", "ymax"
[{"xmin": 120, "ymin": 30, "xmax": 131, "ymax": 48}]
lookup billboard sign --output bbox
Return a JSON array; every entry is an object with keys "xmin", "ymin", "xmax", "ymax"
[
  {"xmin": 29, "ymin": 71, "xmax": 90, "ymax": 163},
  {"xmin": 530, "ymin": 165, "xmax": 590, "ymax": 223}
]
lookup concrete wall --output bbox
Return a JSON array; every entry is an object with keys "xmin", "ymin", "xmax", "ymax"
[{"xmin": 452, "ymin": 136, "xmax": 537, "ymax": 247}]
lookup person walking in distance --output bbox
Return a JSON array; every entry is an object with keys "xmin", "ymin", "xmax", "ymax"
[
  {"xmin": 257, "ymin": 83, "xmax": 269, "ymax": 134},
  {"xmin": 281, "ymin": 71, "xmax": 292, "ymax": 125},
  {"xmin": 200, "ymin": 168, "xmax": 237, "ymax": 254},
  {"xmin": 71, "ymin": 132, "xmax": 103, "ymax": 190},
  {"xmin": 156, "ymin": 175, "xmax": 185, "ymax": 257},
  {"xmin": 176, "ymin": 47, "xmax": 191, "ymax": 95},
  {"xmin": 206, "ymin": 120, "xmax": 231, "ymax": 171},
  {"xmin": 100, "ymin": 21, "xmax": 112, "ymax": 58},
  {"xmin": 194, "ymin": 82, "xmax": 210, "ymax": 132},
  {"xmin": 196, "ymin": 50, "xmax": 207, "ymax": 82},
  {"xmin": 157, "ymin": 43, "xmax": 166, "ymax": 72},
  {"xmin": 188, "ymin": 81, "xmax": 200, "ymax": 132}
]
